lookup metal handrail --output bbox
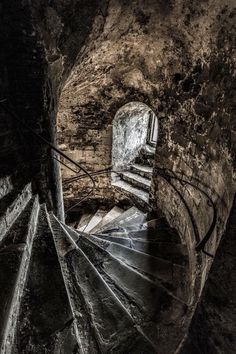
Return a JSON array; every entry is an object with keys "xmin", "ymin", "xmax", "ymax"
[
  {"xmin": 65, "ymin": 165, "xmax": 217, "ymax": 256},
  {"xmin": 154, "ymin": 167, "xmax": 217, "ymax": 257},
  {"xmin": 0, "ymin": 98, "xmax": 217, "ymax": 254},
  {"xmin": 0, "ymin": 99, "xmax": 96, "ymax": 213},
  {"xmin": 53, "ymin": 155, "xmax": 81, "ymax": 175},
  {"xmin": 63, "ymin": 166, "xmax": 113, "ymax": 185}
]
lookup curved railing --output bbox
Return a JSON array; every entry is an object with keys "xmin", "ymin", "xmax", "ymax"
[
  {"xmin": 70, "ymin": 165, "xmax": 217, "ymax": 257},
  {"xmin": 0, "ymin": 98, "xmax": 217, "ymax": 255},
  {"xmin": 0, "ymin": 99, "xmax": 96, "ymax": 213},
  {"xmin": 65, "ymin": 165, "xmax": 217, "ymax": 256},
  {"xmin": 153, "ymin": 167, "xmax": 217, "ymax": 257}
]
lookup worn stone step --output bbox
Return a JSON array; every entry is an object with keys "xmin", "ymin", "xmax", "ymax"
[
  {"xmin": 121, "ymin": 171, "xmax": 151, "ymax": 192},
  {"xmin": 89, "ymin": 206, "xmax": 124, "ymax": 234},
  {"xmin": 97, "ymin": 206, "xmax": 147, "ymax": 234},
  {"xmin": 99, "ymin": 226, "xmax": 181, "ymax": 245},
  {"xmin": 77, "ymin": 235, "xmax": 188, "ymax": 350},
  {"xmin": 50, "ymin": 215, "xmax": 156, "ymax": 353},
  {"xmin": 77, "ymin": 212, "xmax": 94, "ymax": 231},
  {"xmin": 13, "ymin": 206, "xmax": 79, "ymax": 354},
  {"xmin": 49, "ymin": 215, "xmax": 99, "ymax": 353},
  {"xmin": 0, "ymin": 176, "xmax": 13, "ymax": 200},
  {"xmin": 88, "ymin": 235, "xmax": 187, "ymax": 293},
  {"xmin": 0, "ymin": 183, "xmax": 32, "ymax": 243},
  {"xmin": 82, "ymin": 208, "xmax": 107, "ymax": 234},
  {"xmin": 99, "ymin": 217, "xmax": 166, "ymax": 234},
  {"xmin": 0, "ymin": 197, "xmax": 35, "ymax": 249},
  {"xmin": 128, "ymin": 228, "xmax": 181, "ymax": 243},
  {"xmin": 0, "ymin": 195, "xmax": 39, "ymax": 353},
  {"xmin": 130, "ymin": 164, "xmax": 153, "ymax": 179},
  {"xmin": 78, "ymin": 235, "xmax": 187, "ymax": 307},
  {"xmin": 112, "ymin": 179, "xmax": 149, "ymax": 204},
  {"xmin": 89, "ymin": 233, "xmax": 188, "ymax": 265}
]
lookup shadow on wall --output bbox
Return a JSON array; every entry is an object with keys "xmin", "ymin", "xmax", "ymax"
[{"xmin": 112, "ymin": 102, "xmax": 158, "ymax": 172}]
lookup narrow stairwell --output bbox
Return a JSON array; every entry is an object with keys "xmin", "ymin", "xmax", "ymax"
[
  {"xmin": 0, "ymin": 183, "xmax": 192, "ymax": 353},
  {"xmin": 113, "ymin": 144, "xmax": 155, "ymax": 205}
]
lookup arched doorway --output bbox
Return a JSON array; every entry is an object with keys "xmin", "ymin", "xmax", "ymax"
[{"xmin": 112, "ymin": 102, "xmax": 158, "ymax": 203}]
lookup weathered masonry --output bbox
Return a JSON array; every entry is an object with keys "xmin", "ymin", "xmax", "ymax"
[{"xmin": 0, "ymin": 1, "xmax": 235, "ymax": 353}]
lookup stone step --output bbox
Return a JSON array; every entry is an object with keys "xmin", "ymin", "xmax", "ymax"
[
  {"xmin": 82, "ymin": 208, "xmax": 107, "ymax": 234},
  {"xmin": 89, "ymin": 234, "xmax": 188, "ymax": 265},
  {"xmin": 13, "ymin": 205, "xmax": 79, "ymax": 354},
  {"xmin": 0, "ymin": 184, "xmax": 32, "ymax": 243},
  {"xmin": 0, "ymin": 197, "xmax": 35, "ymax": 248},
  {"xmin": 89, "ymin": 206, "xmax": 124, "ymax": 234},
  {"xmin": 0, "ymin": 176, "xmax": 13, "ymax": 200},
  {"xmin": 121, "ymin": 171, "xmax": 151, "ymax": 192},
  {"xmin": 130, "ymin": 164, "xmax": 153, "ymax": 179},
  {"xmin": 0, "ymin": 195, "xmax": 39, "ymax": 353},
  {"xmin": 50, "ymin": 215, "xmax": 156, "ymax": 353},
  {"xmin": 88, "ymin": 235, "xmax": 187, "ymax": 295},
  {"xmin": 99, "ymin": 225, "xmax": 181, "ymax": 244},
  {"xmin": 99, "ymin": 218, "xmax": 160, "ymax": 234},
  {"xmin": 96, "ymin": 206, "xmax": 147, "ymax": 234},
  {"xmin": 128, "ymin": 228, "xmax": 181, "ymax": 243},
  {"xmin": 77, "ymin": 212, "xmax": 94, "ymax": 231},
  {"xmin": 49, "ymin": 215, "xmax": 99, "ymax": 353},
  {"xmin": 134, "ymin": 145, "xmax": 155, "ymax": 167},
  {"xmin": 112, "ymin": 179, "xmax": 149, "ymax": 204},
  {"xmin": 77, "ymin": 235, "xmax": 188, "ymax": 349}
]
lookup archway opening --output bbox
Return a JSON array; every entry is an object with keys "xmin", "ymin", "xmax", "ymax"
[{"xmin": 111, "ymin": 102, "xmax": 158, "ymax": 204}]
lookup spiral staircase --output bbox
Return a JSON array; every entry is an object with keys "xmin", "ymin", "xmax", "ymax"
[{"xmin": 0, "ymin": 179, "xmax": 195, "ymax": 354}]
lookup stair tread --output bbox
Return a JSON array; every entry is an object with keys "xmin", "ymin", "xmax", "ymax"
[
  {"xmin": 89, "ymin": 234, "xmax": 188, "ymax": 265},
  {"xmin": 0, "ymin": 197, "xmax": 35, "ymax": 248},
  {"xmin": 0, "ymin": 196, "xmax": 39, "ymax": 353},
  {"xmin": 82, "ymin": 208, "xmax": 107, "ymax": 233},
  {"xmin": 50, "ymin": 215, "xmax": 100, "ymax": 353},
  {"xmin": 131, "ymin": 164, "xmax": 153, "ymax": 180},
  {"xmin": 113, "ymin": 179, "xmax": 149, "ymax": 202},
  {"xmin": 0, "ymin": 184, "xmax": 191, "ymax": 353},
  {"xmin": 78, "ymin": 235, "xmax": 186, "ymax": 302},
  {"xmin": 89, "ymin": 206, "xmax": 124, "ymax": 234},
  {"xmin": 77, "ymin": 212, "xmax": 94, "ymax": 231},
  {"xmin": 0, "ymin": 176, "xmax": 12, "ymax": 200},
  {"xmin": 14, "ymin": 206, "xmax": 77, "ymax": 354},
  {"xmin": 130, "ymin": 165, "xmax": 153, "ymax": 180},
  {"xmin": 51, "ymin": 216, "xmax": 156, "ymax": 353},
  {"xmin": 0, "ymin": 183, "xmax": 32, "ymax": 244},
  {"xmin": 88, "ymin": 235, "xmax": 186, "ymax": 286},
  {"xmin": 77, "ymin": 235, "xmax": 187, "ymax": 347},
  {"xmin": 132, "ymin": 164, "xmax": 153, "ymax": 173},
  {"xmin": 99, "ymin": 227, "xmax": 181, "ymax": 244},
  {"xmin": 68, "ymin": 247, "xmax": 156, "ymax": 353},
  {"xmin": 97, "ymin": 206, "xmax": 146, "ymax": 233},
  {"xmin": 122, "ymin": 171, "xmax": 151, "ymax": 187}
]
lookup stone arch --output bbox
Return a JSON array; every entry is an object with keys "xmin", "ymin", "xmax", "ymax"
[{"xmin": 112, "ymin": 101, "xmax": 158, "ymax": 171}]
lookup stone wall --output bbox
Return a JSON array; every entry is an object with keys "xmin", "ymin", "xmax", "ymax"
[
  {"xmin": 181, "ymin": 195, "xmax": 236, "ymax": 354},
  {"xmin": 0, "ymin": 0, "xmax": 108, "ymax": 218},
  {"xmin": 58, "ymin": 0, "xmax": 236, "ymax": 298}
]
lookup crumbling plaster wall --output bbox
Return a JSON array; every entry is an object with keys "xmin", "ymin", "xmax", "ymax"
[{"xmin": 58, "ymin": 0, "xmax": 236, "ymax": 295}]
